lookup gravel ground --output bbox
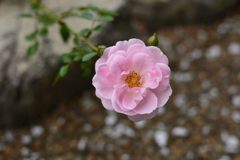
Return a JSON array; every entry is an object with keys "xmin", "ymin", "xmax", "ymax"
[{"xmin": 1, "ymin": 7, "xmax": 240, "ymax": 160}]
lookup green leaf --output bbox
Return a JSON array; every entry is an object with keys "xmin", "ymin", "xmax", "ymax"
[
  {"xmin": 60, "ymin": 53, "xmax": 72, "ymax": 63},
  {"xmin": 82, "ymin": 52, "xmax": 97, "ymax": 61},
  {"xmin": 73, "ymin": 37, "xmax": 79, "ymax": 45},
  {"xmin": 79, "ymin": 12, "xmax": 93, "ymax": 20},
  {"xmin": 27, "ymin": 41, "xmax": 39, "ymax": 57},
  {"xmin": 97, "ymin": 15, "xmax": 114, "ymax": 21},
  {"xmin": 59, "ymin": 64, "xmax": 69, "ymax": 77},
  {"xmin": 20, "ymin": 14, "xmax": 33, "ymax": 18},
  {"xmin": 40, "ymin": 27, "xmax": 48, "ymax": 36},
  {"xmin": 74, "ymin": 54, "xmax": 83, "ymax": 61},
  {"xmin": 81, "ymin": 61, "xmax": 89, "ymax": 69},
  {"xmin": 79, "ymin": 7, "xmax": 88, "ymax": 11},
  {"xmin": 88, "ymin": 6, "xmax": 99, "ymax": 12},
  {"xmin": 60, "ymin": 25, "xmax": 70, "ymax": 43},
  {"xmin": 82, "ymin": 68, "xmax": 93, "ymax": 77},
  {"xmin": 25, "ymin": 30, "xmax": 38, "ymax": 41},
  {"xmin": 52, "ymin": 71, "xmax": 61, "ymax": 86},
  {"xmin": 74, "ymin": 45, "xmax": 92, "ymax": 52},
  {"xmin": 78, "ymin": 28, "xmax": 90, "ymax": 37},
  {"xmin": 38, "ymin": 14, "xmax": 56, "ymax": 26},
  {"xmin": 99, "ymin": 9, "xmax": 118, "ymax": 16},
  {"xmin": 93, "ymin": 25, "xmax": 102, "ymax": 31}
]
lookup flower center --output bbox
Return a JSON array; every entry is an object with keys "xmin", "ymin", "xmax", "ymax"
[{"xmin": 125, "ymin": 71, "xmax": 141, "ymax": 88}]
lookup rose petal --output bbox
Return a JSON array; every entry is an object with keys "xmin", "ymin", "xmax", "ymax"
[
  {"xmin": 129, "ymin": 39, "xmax": 145, "ymax": 46},
  {"xmin": 155, "ymin": 63, "xmax": 171, "ymax": 91},
  {"xmin": 130, "ymin": 52, "xmax": 155, "ymax": 75},
  {"xmin": 116, "ymin": 40, "xmax": 129, "ymax": 51},
  {"xmin": 148, "ymin": 46, "xmax": 169, "ymax": 65},
  {"xmin": 133, "ymin": 90, "xmax": 158, "ymax": 114},
  {"xmin": 151, "ymin": 85, "xmax": 172, "ymax": 108},
  {"xmin": 128, "ymin": 108, "xmax": 159, "ymax": 122}
]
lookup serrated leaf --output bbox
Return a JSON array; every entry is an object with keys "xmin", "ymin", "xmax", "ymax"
[
  {"xmin": 60, "ymin": 25, "xmax": 70, "ymax": 43},
  {"xmin": 27, "ymin": 41, "xmax": 39, "ymax": 57},
  {"xmin": 52, "ymin": 71, "xmax": 61, "ymax": 86},
  {"xmin": 25, "ymin": 30, "xmax": 38, "ymax": 41},
  {"xmin": 74, "ymin": 55, "xmax": 83, "ymax": 61},
  {"xmin": 73, "ymin": 37, "xmax": 79, "ymax": 45},
  {"xmin": 97, "ymin": 15, "xmax": 114, "ymax": 21},
  {"xmin": 60, "ymin": 53, "xmax": 72, "ymax": 63},
  {"xmin": 74, "ymin": 46, "xmax": 92, "ymax": 52},
  {"xmin": 88, "ymin": 6, "xmax": 99, "ymax": 12},
  {"xmin": 59, "ymin": 64, "xmax": 69, "ymax": 77},
  {"xmin": 99, "ymin": 9, "xmax": 118, "ymax": 16},
  {"xmin": 40, "ymin": 27, "xmax": 48, "ymax": 36},
  {"xmin": 20, "ymin": 14, "xmax": 33, "ymax": 18},
  {"xmin": 82, "ymin": 52, "xmax": 97, "ymax": 61},
  {"xmin": 78, "ymin": 28, "xmax": 90, "ymax": 37},
  {"xmin": 79, "ymin": 12, "xmax": 93, "ymax": 20},
  {"xmin": 93, "ymin": 25, "xmax": 102, "ymax": 31}
]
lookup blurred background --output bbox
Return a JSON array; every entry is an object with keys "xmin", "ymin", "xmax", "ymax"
[{"xmin": 0, "ymin": 0, "xmax": 240, "ymax": 159}]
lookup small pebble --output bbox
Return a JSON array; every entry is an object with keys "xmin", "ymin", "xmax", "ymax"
[
  {"xmin": 202, "ymin": 125, "xmax": 211, "ymax": 135},
  {"xmin": 221, "ymin": 107, "xmax": 231, "ymax": 117},
  {"xmin": 4, "ymin": 130, "xmax": 14, "ymax": 142},
  {"xmin": 209, "ymin": 87, "xmax": 219, "ymax": 97},
  {"xmin": 197, "ymin": 30, "xmax": 208, "ymax": 42},
  {"xmin": 188, "ymin": 106, "xmax": 198, "ymax": 117},
  {"xmin": 57, "ymin": 117, "xmax": 66, "ymax": 125},
  {"xmin": 179, "ymin": 59, "xmax": 190, "ymax": 70},
  {"xmin": 228, "ymin": 42, "xmax": 240, "ymax": 55},
  {"xmin": 30, "ymin": 125, "xmax": 44, "ymax": 138},
  {"xmin": 232, "ymin": 111, "xmax": 240, "ymax": 123},
  {"xmin": 174, "ymin": 94, "xmax": 187, "ymax": 108},
  {"xmin": 160, "ymin": 147, "xmax": 170, "ymax": 156},
  {"xmin": 30, "ymin": 152, "xmax": 39, "ymax": 160},
  {"xmin": 21, "ymin": 135, "xmax": 32, "ymax": 145},
  {"xmin": 154, "ymin": 130, "xmax": 168, "ymax": 147},
  {"xmin": 218, "ymin": 155, "xmax": 231, "ymax": 160},
  {"xmin": 77, "ymin": 136, "xmax": 88, "ymax": 151},
  {"xmin": 190, "ymin": 49, "xmax": 202, "ymax": 60},
  {"xmin": 83, "ymin": 124, "xmax": 93, "ymax": 132},
  {"xmin": 172, "ymin": 127, "xmax": 189, "ymax": 137},
  {"xmin": 20, "ymin": 147, "xmax": 30, "ymax": 156},
  {"xmin": 205, "ymin": 45, "xmax": 221, "ymax": 60},
  {"xmin": 228, "ymin": 85, "xmax": 238, "ymax": 95},
  {"xmin": 157, "ymin": 107, "xmax": 166, "ymax": 115},
  {"xmin": 134, "ymin": 120, "xmax": 147, "ymax": 129},
  {"xmin": 104, "ymin": 112, "xmax": 117, "ymax": 126},
  {"xmin": 201, "ymin": 80, "xmax": 211, "ymax": 90},
  {"xmin": 232, "ymin": 95, "xmax": 240, "ymax": 107},
  {"xmin": 121, "ymin": 153, "xmax": 130, "ymax": 160}
]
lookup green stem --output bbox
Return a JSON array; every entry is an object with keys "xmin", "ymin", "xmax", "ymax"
[{"xmin": 85, "ymin": 38, "xmax": 97, "ymax": 51}]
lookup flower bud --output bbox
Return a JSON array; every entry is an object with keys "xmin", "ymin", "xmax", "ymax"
[
  {"xmin": 97, "ymin": 45, "xmax": 107, "ymax": 56},
  {"xmin": 148, "ymin": 33, "xmax": 159, "ymax": 46}
]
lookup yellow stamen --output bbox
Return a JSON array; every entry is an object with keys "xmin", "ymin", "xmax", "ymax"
[{"xmin": 125, "ymin": 71, "xmax": 141, "ymax": 88}]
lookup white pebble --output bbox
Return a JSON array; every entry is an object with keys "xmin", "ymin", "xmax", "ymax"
[
  {"xmin": 83, "ymin": 124, "xmax": 93, "ymax": 132},
  {"xmin": 228, "ymin": 42, "xmax": 240, "ymax": 55},
  {"xmin": 154, "ymin": 130, "xmax": 168, "ymax": 147},
  {"xmin": 104, "ymin": 112, "xmax": 117, "ymax": 126},
  {"xmin": 30, "ymin": 125, "xmax": 44, "ymax": 138},
  {"xmin": 4, "ymin": 130, "xmax": 14, "ymax": 142},
  {"xmin": 190, "ymin": 49, "xmax": 202, "ymax": 60},
  {"xmin": 228, "ymin": 85, "xmax": 238, "ymax": 95},
  {"xmin": 157, "ymin": 107, "xmax": 166, "ymax": 115},
  {"xmin": 197, "ymin": 30, "xmax": 208, "ymax": 42},
  {"xmin": 121, "ymin": 153, "xmax": 130, "ymax": 160},
  {"xmin": 209, "ymin": 87, "xmax": 219, "ymax": 97},
  {"xmin": 176, "ymin": 44, "xmax": 186, "ymax": 54},
  {"xmin": 21, "ymin": 135, "xmax": 32, "ymax": 145},
  {"xmin": 186, "ymin": 151, "xmax": 195, "ymax": 159},
  {"xmin": 173, "ymin": 72, "xmax": 194, "ymax": 83},
  {"xmin": 77, "ymin": 136, "xmax": 88, "ymax": 151},
  {"xmin": 232, "ymin": 111, "xmax": 240, "ymax": 123},
  {"xmin": 232, "ymin": 95, "xmax": 240, "ymax": 107},
  {"xmin": 221, "ymin": 107, "xmax": 231, "ymax": 117},
  {"xmin": 202, "ymin": 125, "xmax": 211, "ymax": 135},
  {"xmin": 205, "ymin": 45, "xmax": 221, "ymax": 60},
  {"xmin": 179, "ymin": 59, "xmax": 190, "ymax": 70},
  {"xmin": 218, "ymin": 155, "xmax": 231, "ymax": 160},
  {"xmin": 188, "ymin": 106, "xmax": 198, "ymax": 117},
  {"xmin": 221, "ymin": 131, "xmax": 239, "ymax": 153},
  {"xmin": 134, "ymin": 120, "xmax": 147, "ymax": 129},
  {"xmin": 124, "ymin": 127, "xmax": 135, "ymax": 137},
  {"xmin": 160, "ymin": 147, "xmax": 170, "ymax": 156},
  {"xmin": 30, "ymin": 152, "xmax": 39, "ymax": 160},
  {"xmin": 174, "ymin": 94, "xmax": 187, "ymax": 108},
  {"xmin": 172, "ymin": 127, "xmax": 189, "ymax": 137},
  {"xmin": 201, "ymin": 80, "xmax": 211, "ymax": 89},
  {"xmin": 20, "ymin": 147, "xmax": 30, "ymax": 156}
]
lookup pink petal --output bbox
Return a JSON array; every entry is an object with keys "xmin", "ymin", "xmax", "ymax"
[
  {"xmin": 116, "ymin": 40, "xmax": 129, "ymax": 51},
  {"xmin": 151, "ymin": 85, "xmax": 172, "ymax": 108},
  {"xmin": 101, "ymin": 98, "xmax": 114, "ymax": 110},
  {"xmin": 128, "ymin": 39, "xmax": 145, "ymax": 46},
  {"xmin": 122, "ymin": 92, "xmax": 137, "ymax": 110},
  {"xmin": 127, "ymin": 44, "xmax": 154, "ymax": 58},
  {"xmin": 95, "ymin": 47, "xmax": 111, "ymax": 71},
  {"xmin": 130, "ymin": 53, "xmax": 155, "ymax": 75},
  {"xmin": 128, "ymin": 108, "xmax": 159, "ymax": 122},
  {"xmin": 155, "ymin": 63, "xmax": 171, "ymax": 91},
  {"xmin": 108, "ymin": 55, "xmax": 129, "ymax": 76},
  {"xmin": 142, "ymin": 66, "xmax": 162, "ymax": 89},
  {"xmin": 133, "ymin": 90, "xmax": 158, "ymax": 114},
  {"xmin": 148, "ymin": 46, "xmax": 169, "ymax": 65}
]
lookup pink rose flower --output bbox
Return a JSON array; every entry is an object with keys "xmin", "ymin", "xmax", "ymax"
[{"xmin": 92, "ymin": 39, "xmax": 172, "ymax": 121}]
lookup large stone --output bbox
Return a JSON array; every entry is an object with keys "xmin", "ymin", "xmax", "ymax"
[
  {"xmin": 0, "ymin": 0, "xmax": 124, "ymax": 128},
  {"xmin": 126, "ymin": 0, "xmax": 240, "ymax": 30}
]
